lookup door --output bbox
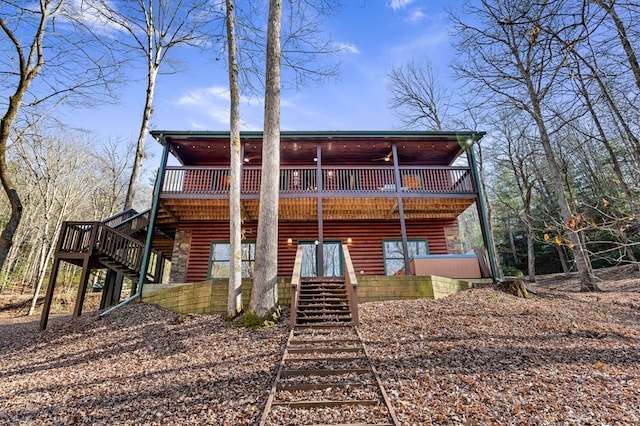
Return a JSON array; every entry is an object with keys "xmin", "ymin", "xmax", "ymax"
[{"xmin": 299, "ymin": 241, "xmax": 343, "ymax": 277}]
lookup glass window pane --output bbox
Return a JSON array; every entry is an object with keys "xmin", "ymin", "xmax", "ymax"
[
  {"xmin": 212, "ymin": 243, "xmax": 230, "ymax": 261},
  {"xmin": 210, "ymin": 262, "xmax": 230, "ymax": 278},
  {"xmin": 385, "ymin": 259, "xmax": 404, "ymax": 276},
  {"xmin": 241, "ymin": 261, "xmax": 254, "ymax": 278},
  {"xmin": 383, "ymin": 241, "xmax": 404, "ymax": 258},
  {"xmin": 241, "ymin": 243, "xmax": 256, "ymax": 260},
  {"xmin": 301, "ymin": 244, "xmax": 317, "ymax": 277}
]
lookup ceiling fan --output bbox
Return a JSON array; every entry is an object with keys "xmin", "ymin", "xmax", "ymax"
[
  {"xmin": 372, "ymin": 150, "xmax": 393, "ymax": 162},
  {"xmin": 243, "ymin": 154, "xmax": 261, "ymax": 162}
]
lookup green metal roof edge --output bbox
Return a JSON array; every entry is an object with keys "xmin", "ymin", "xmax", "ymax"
[{"xmin": 151, "ymin": 129, "xmax": 486, "ymax": 143}]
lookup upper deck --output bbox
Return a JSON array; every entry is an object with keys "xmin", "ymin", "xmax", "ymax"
[{"xmin": 151, "ymin": 130, "xmax": 483, "ymax": 233}]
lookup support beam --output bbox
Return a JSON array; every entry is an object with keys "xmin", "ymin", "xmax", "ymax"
[
  {"xmin": 468, "ymin": 143, "xmax": 500, "ymax": 280},
  {"xmin": 391, "ymin": 143, "xmax": 411, "ymax": 275},
  {"xmin": 316, "ymin": 144, "xmax": 324, "ymax": 276},
  {"xmin": 39, "ymin": 258, "xmax": 61, "ymax": 331},
  {"xmin": 73, "ymin": 257, "xmax": 92, "ymax": 317}
]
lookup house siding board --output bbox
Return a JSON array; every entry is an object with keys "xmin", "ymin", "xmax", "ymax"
[{"xmin": 177, "ymin": 219, "xmax": 457, "ymax": 283}]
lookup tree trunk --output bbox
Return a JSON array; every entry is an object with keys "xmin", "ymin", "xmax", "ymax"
[
  {"xmin": 226, "ymin": 0, "xmax": 243, "ymax": 316},
  {"xmin": 526, "ymin": 226, "xmax": 536, "ymax": 283},
  {"xmin": 526, "ymin": 76, "xmax": 597, "ymax": 290},
  {"xmin": 596, "ymin": 1, "xmax": 640, "ymax": 93},
  {"xmin": 0, "ymin": 97, "xmax": 26, "ymax": 275},
  {"xmin": 124, "ymin": 66, "xmax": 157, "ymax": 209},
  {"xmin": 250, "ymin": 0, "xmax": 282, "ymax": 319}
]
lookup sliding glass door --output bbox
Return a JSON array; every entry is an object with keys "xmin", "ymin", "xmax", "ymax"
[{"xmin": 299, "ymin": 241, "xmax": 343, "ymax": 277}]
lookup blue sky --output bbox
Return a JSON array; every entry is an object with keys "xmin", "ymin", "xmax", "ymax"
[{"xmin": 68, "ymin": 0, "xmax": 459, "ymax": 162}]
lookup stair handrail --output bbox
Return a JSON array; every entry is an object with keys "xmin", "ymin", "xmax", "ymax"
[
  {"xmin": 94, "ymin": 223, "xmax": 164, "ymax": 283},
  {"xmin": 290, "ymin": 245, "xmax": 304, "ymax": 326},
  {"xmin": 110, "ymin": 209, "xmax": 151, "ymax": 235},
  {"xmin": 101, "ymin": 208, "xmax": 139, "ymax": 228},
  {"xmin": 342, "ymin": 244, "xmax": 359, "ymax": 325}
]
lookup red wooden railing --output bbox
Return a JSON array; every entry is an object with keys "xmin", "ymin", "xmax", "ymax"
[{"xmin": 161, "ymin": 165, "xmax": 475, "ymax": 196}]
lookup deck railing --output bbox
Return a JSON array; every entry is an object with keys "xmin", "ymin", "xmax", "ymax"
[
  {"xmin": 161, "ymin": 165, "xmax": 475, "ymax": 196},
  {"xmin": 58, "ymin": 221, "xmax": 164, "ymax": 283}
]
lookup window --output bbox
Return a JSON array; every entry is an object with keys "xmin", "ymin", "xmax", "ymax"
[
  {"xmin": 208, "ymin": 241, "xmax": 256, "ymax": 279},
  {"xmin": 382, "ymin": 239, "xmax": 429, "ymax": 276}
]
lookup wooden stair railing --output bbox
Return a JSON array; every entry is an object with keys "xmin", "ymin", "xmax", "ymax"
[
  {"xmin": 289, "ymin": 245, "xmax": 304, "ymax": 327},
  {"xmin": 101, "ymin": 208, "xmax": 140, "ymax": 229},
  {"xmin": 102, "ymin": 208, "xmax": 151, "ymax": 236},
  {"xmin": 342, "ymin": 243, "xmax": 359, "ymax": 325},
  {"xmin": 56, "ymin": 221, "xmax": 163, "ymax": 283}
]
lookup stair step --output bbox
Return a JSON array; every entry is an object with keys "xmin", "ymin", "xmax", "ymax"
[
  {"xmin": 289, "ymin": 339, "xmax": 361, "ymax": 345},
  {"xmin": 280, "ymin": 368, "xmax": 371, "ymax": 378},
  {"xmin": 284, "ymin": 357, "xmax": 366, "ymax": 363},
  {"xmin": 287, "ymin": 347, "xmax": 363, "ymax": 354},
  {"xmin": 276, "ymin": 382, "xmax": 365, "ymax": 391},
  {"xmin": 271, "ymin": 399, "xmax": 380, "ymax": 408},
  {"xmin": 297, "ymin": 303, "xmax": 349, "ymax": 308}
]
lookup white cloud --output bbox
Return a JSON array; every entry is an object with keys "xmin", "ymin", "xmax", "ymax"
[
  {"xmin": 335, "ymin": 42, "xmax": 361, "ymax": 55},
  {"xmin": 407, "ymin": 8, "xmax": 427, "ymax": 23},
  {"xmin": 389, "ymin": 0, "xmax": 415, "ymax": 11},
  {"xmin": 61, "ymin": 0, "xmax": 127, "ymax": 37},
  {"xmin": 173, "ymin": 85, "xmax": 264, "ymax": 130},
  {"xmin": 177, "ymin": 85, "xmax": 229, "ymax": 107}
]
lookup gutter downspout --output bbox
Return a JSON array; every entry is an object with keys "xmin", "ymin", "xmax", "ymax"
[
  {"xmin": 100, "ymin": 135, "xmax": 170, "ymax": 317},
  {"xmin": 468, "ymin": 141, "xmax": 501, "ymax": 282}
]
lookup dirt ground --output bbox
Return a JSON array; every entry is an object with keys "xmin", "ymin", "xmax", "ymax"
[{"xmin": 1, "ymin": 265, "xmax": 638, "ymax": 425}]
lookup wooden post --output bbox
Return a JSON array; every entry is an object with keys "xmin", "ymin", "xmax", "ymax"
[
  {"xmin": 39, "ymin": 258, "xmax": 61, "ymax": 331},
  {"xmin": 73, "ymin": 223, "xmax": 99, "ymax": 317},
  {"xmin": 73, "ymin": 257, "xmax": 92, "ymax": 318}
]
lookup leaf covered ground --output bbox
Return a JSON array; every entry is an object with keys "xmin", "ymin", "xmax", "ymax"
[{"xmin": 1, "ymin": 266, "xmax": 639, "ymax": 425}]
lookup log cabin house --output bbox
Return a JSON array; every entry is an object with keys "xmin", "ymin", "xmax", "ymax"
[{"xmin": 40, "ymin": 130, "xmax": 497, "ymax": 329}]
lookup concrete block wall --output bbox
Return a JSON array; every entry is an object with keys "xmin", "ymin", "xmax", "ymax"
[{"xmin": 141, "ymin": 275, "xmax": 471, "ymax": 315}]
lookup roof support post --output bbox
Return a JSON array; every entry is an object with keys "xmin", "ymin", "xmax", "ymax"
[
  {"xmin": 316, "ymin": 143, "xmax": 324, "ymax": 276},
  {"xmin": 468, "ymin": 142, "xmax": 500, "ymax": 280},
  {"xmin": 392, "ymin": 142, "xmax": 411, "ymax": 275}
]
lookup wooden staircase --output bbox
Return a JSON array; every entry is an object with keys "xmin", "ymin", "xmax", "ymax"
[
  {"xmin": 295, "ymin": 278, "xmax": 353, "ymax": 325},
  {"xmin": 259, "ymin": 246, "xmax": 398, "ymax": 425},
  {"xmin": 39, "ymin": 209, "xmax": 165, "ymax": 330}
]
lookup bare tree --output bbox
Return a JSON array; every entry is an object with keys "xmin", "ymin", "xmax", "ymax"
[
  {"xmin": 387, "ymin": 59, "xmax": 451, "ymax": 130},
  {"xmin": 0, "ymin": 1, "xmax": 117, "ymax": 274},
  {"xmin": 593, "ymin": 0, "xmax": 640, "ymax": 93},
  {"xmin": 80, "ymin": 0, "xmax": 213, "ymax": 210},
  {"xmin": 225, "ymin": 0, "xmax": 243, "ymax": 316},
  {"xmin": 249, "ymin": 0, "xmax": 282, "ymax": 319},
  {"xmin": 452, "ymin": 0, "xmax": 598, "ymax": 291},
  {"xmin": 495, "ymin": 110, "xmax": 541, "ymax": 282}
]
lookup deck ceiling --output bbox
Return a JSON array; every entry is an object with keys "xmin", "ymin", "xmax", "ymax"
[
  {"xmin": 156, "ymin": 131, "xmax": 480, "ymax": 167},
  {"xmin": 156, "ymin": 196, "xmax": 476, "ymax": 225}
]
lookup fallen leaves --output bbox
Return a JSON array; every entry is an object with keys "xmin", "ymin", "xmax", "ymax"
[{"xmin": 0, "ymin": 265, "xmax": 639, "ymax": 424}]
